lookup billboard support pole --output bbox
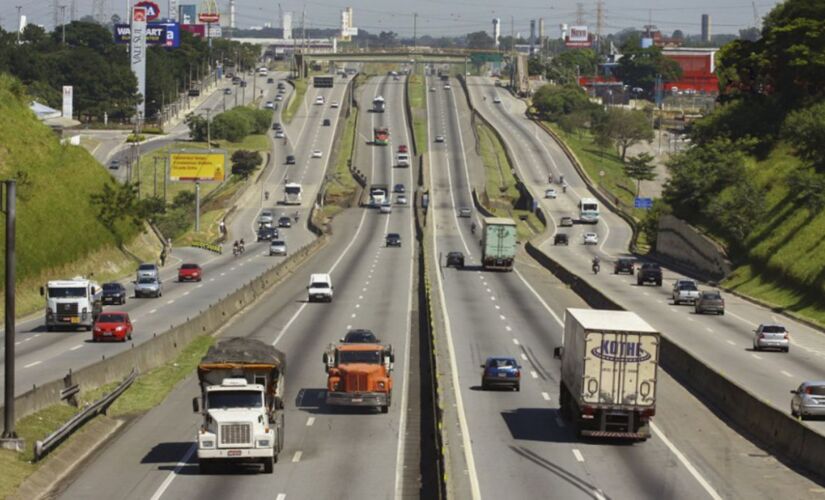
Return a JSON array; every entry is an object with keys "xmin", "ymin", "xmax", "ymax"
[{"xmin": 195, "ymin": 181, "xmax": 200, "ymax": 232}]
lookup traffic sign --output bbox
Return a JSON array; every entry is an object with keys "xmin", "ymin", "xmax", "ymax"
[
  {"xmin": 135, "ymin": 1, "xmax": 160, "ymax": 20},
  {"xmin": 634, "ymin": 197, "xmax": 653, "ymax": 209}
]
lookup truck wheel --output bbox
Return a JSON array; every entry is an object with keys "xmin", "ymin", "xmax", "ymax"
[
  {"xmin": 380, "ymin": 405, "xmax": 389, "ymax": 414},
  {"xmin": 514, "ymin": 383, "xmax": 520, "ymax": 392},
  {"xmin": 199, "ymin": 459, "xmax": 213, "ymax": 474},
  {"xmin": 263, "ymin": 457, "xmax": 274, "ymax": 474}
]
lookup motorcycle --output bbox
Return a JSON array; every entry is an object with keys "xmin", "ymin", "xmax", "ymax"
[
  {"xmin": 471, "ymin": 223, "xmax": 477, "ymax": 235},
  {"xmin": 233, "ymin": 246, "xmax": 241, "ymax": 257},
  {"xmin": 264, "ymin": 191, "xmax": 270, "ymax": 201},
  {"xmin": 592, "ymin": 262, "xmax": 600, "ymax": 274}
]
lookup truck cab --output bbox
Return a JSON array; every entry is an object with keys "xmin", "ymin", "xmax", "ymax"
[
  {"xmin": 323, "ymin": 343, "xmax": 394, "ymax": 413},
  {"xmin": 40, "ymin": 277, "xmax": 102, "ymax": 331},
  {"xmin": 194, "ymin": 338, "xmax": 286, "ymax": 474}
]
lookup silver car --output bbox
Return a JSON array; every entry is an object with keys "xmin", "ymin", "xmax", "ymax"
[
  {"xmin": 269, "ymin": 240, "xmax": 287, "ymax": 256},
  {"xmin": 790, "ymin": 381, "xmax": 825, "ymax": 419},
  {"xmin": 259, "ymin": 210, "xmax": 274, "ymax": 224},
  {"xmin": 753, "ymin": 324, "xmax": 790, "ymax": 352},
  {"xmin": 134, "ymin": 277, "xmax": 162, "ymax": 298}
]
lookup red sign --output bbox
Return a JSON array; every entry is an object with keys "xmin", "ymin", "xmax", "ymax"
[
  {"xmin": 132, "ymin": 7, "xmax": 146, "ymax": 22},
  {"xmin": 181, "ymin": 24, "xmax": 205, "ymax": 37},
  {"xmin": 135, "ymin": 1, "xmax": 160, "ymax": 20},
  {"xmin": 198, "ymin": 12, "xmax": 220, "ymax": 23}
]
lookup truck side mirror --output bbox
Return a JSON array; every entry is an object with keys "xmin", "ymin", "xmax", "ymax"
[
  {"xmin": 322, "ymin": 353, "xmax": 328, "ymax": 365},
  {"xmin": 90, "ymin": 286, "xmax": 96, "ymax": 295},
  {"xmin": 39, "ymin": 286, "xmax": 45, "ymax": 296},
  {"xmin": 192, "ymin": 397, "xmax": 200, "ymax": 413},
  {"xmin": 790, "ymin": 390, "xmax": 797, "ymax": 394},
  {"xmin": 553, "ymin": 347, "xmax": 563, "ymax": 359}
]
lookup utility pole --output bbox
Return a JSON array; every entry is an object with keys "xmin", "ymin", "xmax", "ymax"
[
  {"xmin": 163, "ymin": 157, "xmax": 168, "ymax": 205},
  {"xmin": 1, "ymin": 181, "xmax": 23, "ymax": 452},
  {"xmin": 153, "ymin": 157, "xmax": 158, "ymax": 196},
  {"xmin": 15, "ymin": 6, "xmax": 22, "ymax": 44},
  {"xmin": 60, "ymin": 5, "xmax": 66, "ymax": 44},
  {"xmin": 413, "ymin": 13, "xmax": 417, "ymax": 48},
  {"xmin": 596, "ymin": 0, "xmax": 605, "ymax": 54}
]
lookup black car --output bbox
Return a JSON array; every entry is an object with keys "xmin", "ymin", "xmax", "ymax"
[
  {"xmin": 341, "ymin": 329, "xmax": 379, "ymax": 343},
  {"xmin": 267, "ymin": 77, "xmax": 274, "ymax": 84},
  {"xmin": 278, "ymin": 216, "xmax": 292, "ymax": 228},
  {"xmin": 257, "ymin": 226, "xmax": 278, "ymax": 241},
  {"xmin": 553, "ymin": 233, "xmax": 569, "ymax": 246},
  {"xmin": 386, "ymin": 233, "xmax": 402, "ymax": 247},
  {"xmin": 272, "ymin": 122, "xmax": 282, "ymax": 131},
  {"xmin": 239, "ymin": 81, "xmax": 247, "ymax": 87},
  {"xmin": 223, "ymin": 88, "xmax": 232, "ymax": 95},
  {"xmin": 187, "ymin": 88, "xmax": 200, "ymax": 97},
  {"xmin": 614, "ymin": 258, "xmax": 635, "ymax": 274},
  {"xmin": 322, "ymin": 118, "xmax": 331, "ymax": 126},
  {"xmin": 101, "ymin": 282, "xmax": 127, "ymax": 305},
  {"xmin": 446, "ymin": 251, "xmax": 465, "ymax": 268},
  {"xmin": 637, "ymin": 263, "xmax": 663, "ymax": 286},
  {"xmin": 285, "ymin": 155, "xmax": 296, "ymax": 165}
]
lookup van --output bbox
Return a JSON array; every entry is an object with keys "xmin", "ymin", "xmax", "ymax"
[
  {"xmin": 396, "ymin": 153, "xmax": 410, "ymax": 167},
  {"xmin": 307, "ymin": 274, "xmax": 333, "ymax": 302}
]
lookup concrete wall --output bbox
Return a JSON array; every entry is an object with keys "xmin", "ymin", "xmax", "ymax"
[{"xmin": 656, "ymin": 214, "xmax": 731, "ymax": 281}]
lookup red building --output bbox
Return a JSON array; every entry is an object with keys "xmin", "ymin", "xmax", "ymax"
[{"xmin": 662, "ymin": 48, "xmax": 719, "ymax": 94}]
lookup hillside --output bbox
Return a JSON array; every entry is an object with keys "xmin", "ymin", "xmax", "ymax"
[{"xmin": 0, "ymin": 73, "xmax": 158, "ymax": 317}]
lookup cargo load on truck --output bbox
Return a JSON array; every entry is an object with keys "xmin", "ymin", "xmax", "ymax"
[
  {"xmin": 323, "ymin": 341, "xmax": 394, "ymax": 413},
  {"xmin": 554, "ymin": 308, "xmax": 659, "ymax": 440},
  {"xmin": 373, "ymin": 127, "xmax": 389, "ymax": 146},
  {"xmin": 193, "ymin": 338, "xmax": 286, "ymax": 474},
  {"xmin": 481, "ymin": 217, "xmax": 517, "ymax": 271}
]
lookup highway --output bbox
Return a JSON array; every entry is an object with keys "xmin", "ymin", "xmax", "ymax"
[
  {"xmin": 56, "ymin": 75, "xmax": 420, "ymax": 499},
  {"xmin": 431, "ymin": 75, "xmax": 821, "ymax": 499},
  {"xmin": 465, "ymin": 76, "xmax": 825, "ymax": 436},
  {"xmin": 0, "ymin": 74, "xmax": 351, "ymax": 395}
]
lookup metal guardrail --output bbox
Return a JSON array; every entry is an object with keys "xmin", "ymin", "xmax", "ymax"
[
  {"xmin": 34, "ymin": 369, "xmax": 137, "ymax": 462},
  {"xmin": 191, "ymin": 241, "xmax": 222, "ymax": 254}
]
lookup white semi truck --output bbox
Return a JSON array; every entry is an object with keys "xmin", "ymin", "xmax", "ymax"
[
  {"xmin": 193, "ymin": 338, "xmax": 286, "ymax": 474},
  {"xmin": 40, "ymin": 277, "xmax": 102, "ymax": 331},
  {"xmin": 554, "ymin": 308, "xmax": 660, "ymax": 440}
]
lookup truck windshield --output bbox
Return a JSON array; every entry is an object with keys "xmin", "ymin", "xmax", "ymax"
[
  {"xmin": 339, "ymin": 350, "xmax": 382, "ymax": 364},
  {"xmin": 208, "ymin": 391, "xmax": 263, "ymax": 409},
  {"xmin": 48, "ymin": 287, "xmax": 87, "ymax": 298}
]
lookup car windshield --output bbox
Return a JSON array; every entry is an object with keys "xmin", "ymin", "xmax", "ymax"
[
  {"xmin": 48, "ymin": 287, "xmax": 87, "ymax": 298},
  {"xmin": 181, "ymin": 264, "xmax": 199, "ymax": 269},
  {"xmin": 489, "ymin": 358, "xmax": 515, "ymax": 368},
  {"xmin": 102, "ymin": 284, "xmax": 121, "ymax": 291},
  {"xmin": 138, "ymin": 277, "xmax": 157, "ymax": 284},
  {"xmin": 138, "ymin": 264, "xmax": 156, "ymax": 271},
  {"xmin": 310, "ymin": 282, "xmax": 329, "ymax": 289},
  {"xmin": 702, "ymin": 292, "xmax": 721, "ymax": 299},
  {"xmin": 761, "ymin": 325, "xmax": 786, "ymax": 333},
  {"xmin": 271, "ymin": 241, "xmax": 285, "ymax": 246},
  {"xmin": 344, "ymin": 331, "xmax": 377, "ymax": 342},
  {"xmin": 679, "ymin": 284, "xmax": 697, "ymax": 291},
  {"xmin": 388, "ymin": 234, "xmax": 400, "ymax": 239},
  {"xmin": 97, "ymin": 313, "xmax": 125, "ymax": 323},
  {"xmin": 339, "ymin": 350, "xmax": 382, "ymax": 364},
  {"xmin": 208, "ymin": 390, "xmax": 263, "ymax": 409}
]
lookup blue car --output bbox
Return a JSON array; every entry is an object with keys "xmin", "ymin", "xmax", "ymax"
[{"xmin": 480, "ymin": 356, "xmax": 521, "ymax": 391}]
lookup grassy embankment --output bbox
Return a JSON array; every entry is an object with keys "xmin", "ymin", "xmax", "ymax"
[
  {"xmin": 0, "ymin": 334, "xmax": 215, "ymax": 498},
  {"xmin": 475, "ymin": 121, "xmax": 542, "ymax": 241},
  {"xmin": 407, "ymin": 72, "xmax": 428, "ymax": 154},
  {"xmin": 0, "ymin": 74, "xmax": 159, "ymax": 319},
  {"xmin": 282, "ymin": 78, "xmax": 307, "ymax": 124},
  {"xmin": 321, "ymin": 106, "xmax": 360, "ymax": 219}
]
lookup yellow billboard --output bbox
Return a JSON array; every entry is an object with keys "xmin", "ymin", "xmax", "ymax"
[{"xmin": 169, "ymin": 152, "xmax": 226, "ymax": 182}]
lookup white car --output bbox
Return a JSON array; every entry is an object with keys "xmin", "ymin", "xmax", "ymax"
[
  {"xmin": 269, "ymin": 240, "xmax": 287, "ymax": 256},
  {"xmin": 275, "ymin": 95, "xmax": 283, "ymax": 101},
  {"xmin": 429, "ymin": 86, "xmax": 436, "ymax": 92},
  {"xmin": 396, "ymin": 195, "xmax": 408, "ymax": 205},
  {"xmin": 330, "ymin": 101, "xmax": 339, "ymax": 108},
  {"xmin": 493, "ymin": 96, "xmax": 502, "ymax": 104},
  {"xmin": 435, "ymin": 135, "xmax": 445, "ymax": 143},
  {"xmin": 264, "ymin": 101, "xmax": 274, "ymax": 109},
  {"xmin": 379, "ymin": 202, "xmax": 392, "ymax": 214},
  {"xmin": 444, "ymin": 84, "xmax": 451, "ymax": 90},
  {"xmin": 583, "ymin": 232, "xmax": 599, "ymax": 245},
  {"xmin": 275, "ymin": 130, "xmax": 285, "ymax": 138},
  {"xmin": 544, "ymin": 188, "xmax": 557, "ymax": 199},
  {"xmin": 311, "ymin": 150, "xmax": 323, "ymax": 158},
  {"xmin": 315, "ymin": 96, "xmax": 325, "ymax": 105}
]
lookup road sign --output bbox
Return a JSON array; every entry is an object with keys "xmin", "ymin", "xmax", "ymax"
[
  {"xmin": 114, "ymin": 22, "xmax": 180, "ymax": 47},
  {"xmin": 135, "ymin": 1, "xmax": 160, "ymax": 20},
  {"xmin": 634, "ymin": 197, "xmax": 653, "ymax": 209},
  {"xmin": 170, "ymin": 152, "xmax": 226, "ymax": 182}
]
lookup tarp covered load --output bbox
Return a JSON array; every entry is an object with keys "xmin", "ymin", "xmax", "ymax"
[{"xmin": 200, "ymin": 337, "xmax": 285, "ymax": 368}]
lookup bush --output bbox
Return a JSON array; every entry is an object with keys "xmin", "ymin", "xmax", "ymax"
[
  {"xmin": 532, "ymin": 84, "xmax": 595, "ymax": 122},
  {"xmin": 231, "ymin": 150, "xmax": 263, "ymax": 179},
  {"xmin": 783, "ymin": 101, "xmax": 825, "ymax": 171},
  {"xmin": 211, "ymin": 112, "xmax": 250, "ymax": 142}
]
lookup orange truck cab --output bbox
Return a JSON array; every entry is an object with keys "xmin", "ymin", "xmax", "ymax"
[{"xmin": 323, "ymin": 343, "xmax": 394, "ymax": 413}]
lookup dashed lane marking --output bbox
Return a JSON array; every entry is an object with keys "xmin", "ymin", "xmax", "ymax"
[
  {"xmin": 530, "ymin": 371, "xmax": 538, "ymax": 379},
  {"xmin": 781, "ymin": 370, "xmax": 793, "ymax": 378},
  {"xmin": 24, "ymin": 361, "xmax": 42, "ymax": 368},
  {"xmin": 512, "ymin": 338, "xmax": 520, "ymax": 345},
  {"xmin": 521, "ymin": 353, "xmax": 528, "ymax": 361},
  {"xmin": 70, "ymin": 344, "xmax": 83, "ymax": 351},
  {"xmin": 572, "ymin": 449, "xmax": 585, "ymax": 462},
  {"xmin": 292, "ymin": 451, "xmax": 302, "ymax": 463},
  {"xmin": 306, "ymin": 417, "xmax": 315, "ymax": 426},
  {"xmin": 542, "ymin": 392, "xmax": 550, "ymax": 401}
]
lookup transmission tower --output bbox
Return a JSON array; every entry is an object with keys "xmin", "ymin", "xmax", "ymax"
[
  {"xmin": 70, "ymin": 0, "xmax": 76, "ymax": 21},
  {"xmin": 595, "ymin": 0, "xmax": 605, "ymax": 52},
  {"xmin": 751, "ymin": 2, "xmax": 761, "ymax": 28},
  {"xmin": 91, "ymin": 0, "xmax": 106, "ymax": 24},
  {"xmin": 575, "ymin": 3, "xmax": 585, "ymax": 25},
  {"xmin": 53, "ymin": 0, "xmax": 59, "ymax": 28}
]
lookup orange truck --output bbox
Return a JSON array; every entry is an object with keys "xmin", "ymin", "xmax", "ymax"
[{"xmin": 323, "ymin": 342, "xmax": 394, "ymax": 413}]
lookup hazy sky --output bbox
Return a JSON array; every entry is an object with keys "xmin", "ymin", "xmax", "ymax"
[{"xmin": 1, "ymin": 0, "xmax": 784, "ymax": 37}]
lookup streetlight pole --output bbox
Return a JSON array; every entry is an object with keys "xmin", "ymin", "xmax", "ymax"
[{"xmin": 1, "ymin": 180, "xmax": 23, "ymax": 452}]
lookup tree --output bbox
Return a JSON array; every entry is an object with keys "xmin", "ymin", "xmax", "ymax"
[
  {"xmin": 527, "ymin": 56, "xmax": 545, "ymax": 77},
  {"xmin": 231, "ymin": 150, "xmax": 263, "ymax": 179},
  {"xmin": 546, "ymin": 49, "xmax": 598, "ymax": 85},
  {"xmin": 783, "ymin": 101, "xmax": 825, "ymax": 171},
  {"xmin": 532, "ymin": 83, "xmax": 595, "ymax": 121},
  {"xmin": 466, "ymin": 31, "xmax": 494, "ymax": 50},
  {"xmin": 738, "ymin": 27, "xmax": 760, "ymax": 42},
  {"xmin": 90, "ymin": 181, "xmax": 143, "ymax": 244},
  {"xmin": 614, "ymin": 34, "xmax": 682, "ymax": 97},
  {"xmin": 624, "ymin": 153, "xmax": 657, "ymax": 196},
  {"xmin": 592, "ymin": 108, "xmax": 654, "ymax": 161},
  {"xmin": 671, "ymin": 30, "xmax": 685, "ymax": 40},
  {"xmin": 377, "ymin": 31, "xmax": 398, "ymax": 48},
  {"xmin": 212, "ymin": 111, "xmax": 251, "ymax": 142},
  {"xmin": 172, "ymin": 190, "xmax": 196, "ymax": 209},
  {"xmin": 185, "ymin": 113, "xmax": 208, "ymax": 141}
]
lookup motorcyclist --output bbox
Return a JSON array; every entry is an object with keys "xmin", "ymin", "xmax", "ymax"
[
  {"xmin": 239, "ymin": 238, "xmax": 245, "ymax": 253},
  {"xmin": 264, "ymin": 190, "xmax": 270, "ymax": 201},
  {"xmin": 233, "ymin": 240, "xmax": 240, "ymax": 256},
  {"xmin": 470, "ymin": 221, "xmax": 477, "ymax": 234},
  {"xmin": 592, "ymin": 256, "xmax": 601, "ymax": 274}
]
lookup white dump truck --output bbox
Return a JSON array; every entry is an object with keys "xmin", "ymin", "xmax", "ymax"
[
  {"xmin": 40, "ymin": 276, "xmax": 102, "ymax": 331},
  {"xmin": 193, "ymin": 338, "xmax": 286, "ymax": 474},
  {"xmin": 554, "ymin": 308, "xmax": 660, "ymax": 440}
]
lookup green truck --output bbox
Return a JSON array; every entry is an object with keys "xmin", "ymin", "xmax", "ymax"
[{"xmin": 481, "ymin": 217, "xmax": 517, "ymax": 271}]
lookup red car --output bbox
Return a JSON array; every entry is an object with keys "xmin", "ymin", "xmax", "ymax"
[
  {"xmin": 398, "ymin": 144, "xmax": 408, "ymax": 153},
  {"xmin": 178, "ymin": 263, "xmax": 203, "ymax": 282},
  {"xmin": 92, "ymin": 312, "xmax": 133, "ymax": 342}
]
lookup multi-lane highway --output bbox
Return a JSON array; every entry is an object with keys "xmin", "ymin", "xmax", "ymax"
[
  {"xmin": 466, "ymin": 75, "xmax": 825, "ymax": 437},
  {"xmin": 0, "ymin": 74, "xmax": 351, "ymax": 395},
  {"xmin": 56, "ymin": 75, "xmax": 420, "ymax": 499}
]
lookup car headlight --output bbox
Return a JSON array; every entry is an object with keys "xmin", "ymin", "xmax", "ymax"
[
  {"xmin": 377, "ymin": 381, "xmax": 385, "ymax": 389},
  {"xmin": 201, "ymin": 440, "xmax": 214, "ymax": 448}
]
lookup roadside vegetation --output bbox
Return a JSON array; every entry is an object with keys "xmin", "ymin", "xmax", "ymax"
[
  {"xmin": 0, "ymin": 334, "xmax": 215, "ymax": 499},
  {"xmin": 407, "ymin": 71, "xmax": 428, "ymax": 154},
  {"xmin": 283, "ymin": 78, "xmax": 307, "ymax": 124},
  {"xmin": 475, "ymin": 120, "xmax": 542, "ymax": 241},
  {"xmin": 322, "ymin": 107, "xmax": 360, "ymax": 219}
]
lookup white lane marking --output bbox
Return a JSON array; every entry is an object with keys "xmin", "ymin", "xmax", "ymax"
[
  {"xmin": 505, "ymin": 326, "xmax": 512, "ymax": 332},
  {"xmin": 362, "ymin": 287, "xmax": 367, "ymax": 292},
  {"xmin": 670, "ymin": 308, "xmax": 678, "ymax": 313},
  {"xmin": 726, "ymin": 310, "xmax": 759, "ymax": 328},
  {"xmin": 726, "ymin": 340, "xmax": 736, "ymax": 346},
  {"xmin": 686, "ymin": 317, "xmax": 695, "ymax": 322},
  {"xmin": 351, "ymin": 313, "xmax": 356, "ymax": 318},
  {"xmin": 542, "ymin": 392, "xmax": 550, "ymax": 401},
  {"xmin": 705, "ymin": 327, "xmax": 713, "ymax": 333},
  {"xmin": 499, "ymin": 315, "xmax": 506, "ymax": 321},
  {"xmin": 486, "ymin": 288, "xmax": 492, "ymax": 293},
  {"xmin": 70, "ymin": 344, "xmax": 83, "ymax": 351},
  {"xmin": 490, "ymin": 296, "xmax": 496, "ymax": 301},
  {"xmin": 24, "ymin": 361, "xmax": 42, "ymax": 368},
  {"xmin": 643, "ymin": 291, "xmax": 650, "ymax": 296},
  {"xmin": 306, "ymin": 417, "xmax": 315, "ymax": 426},
  {"xmin": 355, "ymin": 304, "xmax": 360, "ymax": 309},
  {"xmin": 572, "ymin": 449, "xmax": 585, "ymax": 462},
  {"xmin": 276, "ymin": 495, "xmax": 286, "ymax": 500},
  {"xmin": 359, "ymin": 295, "xmax": 363, "ymax": 300},
  {"xmin": 166, "ymin": 300, "xmax": 175, "ymax": 305},
  {"xmin": 520, "ymin": 353, "xmax": 528, "ymax": 361},
  {"xmin": 183, "ymin": 291, "xmax": 190, "ymax": 296},
  {"xmin": 149, "ymin": 443, "xmax": 196, "ymax": 500},
  {"xmin": 752, "ymin": 353, "xmax": 763, "ymax": 360},
  {"xmin": 530, "ymin": 371, "xmax": 538, "ymax": 379},
  {"xmin": 292, "ymin": 451, "xmax": 303, "ymax": 463},
  {"xmin": 149, "ymin": 309, "xmax": 157, "ymax": 314},
  {"xmin": 651, "ymin": 423, "xmax": 724, "ymax": 500},
  {"xmin": 495, "ymin": 305, "xmax": 501, "ymax": 310},
  {"xmin": 209, "ymin": 278, "xmax": 215, "ymax": 282},
  {"xmin": 512, "ymin": 338, "xmax": 520, "ymax": 345},
  {"xmin": 781, "ymin": 370, "xmax": 793, "ymax": 378},
  {"xmin": 220, "ymin": 272, "xmax": 226, "ymax": 276}
]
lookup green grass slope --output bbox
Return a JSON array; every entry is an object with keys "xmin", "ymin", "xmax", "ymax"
[{"xmin": 0, "ymin": 74, "xmax": 151, "ymax": 316}]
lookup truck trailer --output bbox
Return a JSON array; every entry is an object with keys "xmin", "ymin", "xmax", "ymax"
[
  {"xmin": 481, "ymin": 217, "xmax": 517, "ymax": 271},
  {"xmin": 193, "ymin": 338, "xmax": 286, "ymax": 473},
  {"xmin": 554, "ymin": 308, "xmax": 660, "ymax": 440}
]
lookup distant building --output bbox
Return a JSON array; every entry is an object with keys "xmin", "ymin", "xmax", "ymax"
[
  {"xmin": 282, "ymin": 12, "xmax": 292, "ymax": 40},
  {"xmin": 701, "ymin": 14, "xmax": 711, "ymax": 43},
  {"xmin": 492, "ymin": 18, "xmax": 501, "ymax": 48},
  {"xmin": 663, "ymin": 47, "xmax": 719, "ymax": 93}
]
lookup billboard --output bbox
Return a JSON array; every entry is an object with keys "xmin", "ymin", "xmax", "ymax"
[
  {"xmin": 565, "ymin": 25, "xmax": 592, "ymax": 48},
  {"xmin": 131, "ymin": 7, "xmax": 147, "ymax": 117},
  {"xmin": 135, "ymin": 1, "xmax": 161, "ymax": 20},
  {"xmin": 62, "ymin": 85, "xmax": 73, "ymax": 118},
  {"xmin": 313, "ymin": 76, "xmax": 334, "ymax": 88},
  {"xmin": 170, "ymin": 152, "xmax": 226, "ymax": 182},
  {"xmin": 179, "ymin": 4, "xmax": 196, "ymax": 24},
  {"xmin": 180, "ymin": 23, "xmax": 205, "ymax": 37},
  {"xmin": 114, "ymin": 22, "xmax": 180, "ymax": 47}
]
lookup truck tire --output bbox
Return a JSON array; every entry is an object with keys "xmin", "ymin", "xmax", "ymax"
[
  {"xmin": 263, "ymin": 457, "xmax": 274, "ymax": 474},
  {"xmin": 381, "ymin": 405, "xmax": 389, "ymax": 413},
  {"xmin": 199, "ymin": 459, "xmax": 213, "ymax": 474}
]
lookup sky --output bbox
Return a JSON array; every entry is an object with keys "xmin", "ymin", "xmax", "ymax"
[{"xmin": 0, "ymin": 0, "xmax": 784, "ymax": 38}]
